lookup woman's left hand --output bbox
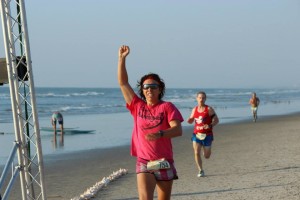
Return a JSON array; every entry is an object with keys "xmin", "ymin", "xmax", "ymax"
[{"xmin": 145, "ymin": 133, "xmax": 160, "ymax": 141}]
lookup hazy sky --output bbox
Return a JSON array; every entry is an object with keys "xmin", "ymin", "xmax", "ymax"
[{"xmin": 1, "ymin": 0, "xmax": 300, "ymax": 88}]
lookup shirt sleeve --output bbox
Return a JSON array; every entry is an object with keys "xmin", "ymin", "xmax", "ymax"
[
  {"xmin": 166, "ymin": 102, "xmax": 184, "ymax": 123},
  {"xmin": 126, "ymin": 94, "xmax": 140, "ymax": 115}
]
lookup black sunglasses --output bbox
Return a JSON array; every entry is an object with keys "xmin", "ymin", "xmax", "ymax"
[{"xmin": 142, "ymin": 84, "xmax": 160, "ymax": 90}]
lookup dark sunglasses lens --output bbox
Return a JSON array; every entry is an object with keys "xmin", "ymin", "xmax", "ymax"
[{"xmin": 143, "ymin": 84, "xmax": 159, "ymax": 89}]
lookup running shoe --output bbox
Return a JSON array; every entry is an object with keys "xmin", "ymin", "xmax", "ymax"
[{"xmin": 197, "ymin": 170, "xmax": 205, "ymax": 177}]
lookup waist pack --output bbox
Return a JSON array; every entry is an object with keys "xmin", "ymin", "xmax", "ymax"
[{"xmin": 196, "ymin": 133, "xmax": 207, "ymax": 140}]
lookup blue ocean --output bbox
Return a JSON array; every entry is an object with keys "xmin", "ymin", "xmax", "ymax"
[{"xmin": 1, "ymin": 87, "xmax": 300, "ymax": 165}]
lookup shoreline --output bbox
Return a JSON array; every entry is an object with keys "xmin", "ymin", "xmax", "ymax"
[
  {"xmin": 1, "ymin": 110, "xmax": 300, "ymax": 165},
  {"xmin": 39, "ymin": 110, "xmax": 300, "ymax": 167}
]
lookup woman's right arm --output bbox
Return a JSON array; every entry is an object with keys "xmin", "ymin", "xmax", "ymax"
[{"xmin": 118, "ymin": 45, "xmax": 135, "ymax": 104}]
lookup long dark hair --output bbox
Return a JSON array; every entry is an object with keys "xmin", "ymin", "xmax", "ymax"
[{"xmin": 137, "ymin": 73, "xmax": 165, "ymax": 101}]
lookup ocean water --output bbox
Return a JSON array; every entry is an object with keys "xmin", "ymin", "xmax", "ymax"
[
  {"xmin": 2, "ymin": 87, "xmax": 300, "ymax": 121},
  {"xmin": 1, "ymin": 87, "xmax": 300, "ymax": 165}
]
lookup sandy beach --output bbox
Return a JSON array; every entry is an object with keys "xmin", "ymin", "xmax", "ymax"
[{"xmin": 2, "ymin": 113, "xmax": 300, "ymax": 200}]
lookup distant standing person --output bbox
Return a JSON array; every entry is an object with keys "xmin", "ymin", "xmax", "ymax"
[
  {"xmin": 51, "ymin": 111, "xmax": 64, "ymax": 135},
  {"xmin": 118, "ymin": 45, "xmax": 183, "ymax": 200},
  {"xmin": 187, "ymin": 91, "xmax": 219, "ymax": 177},
  {"xmin": 249, "ymin": 92, "xmax": 260, "ymax": 122}
]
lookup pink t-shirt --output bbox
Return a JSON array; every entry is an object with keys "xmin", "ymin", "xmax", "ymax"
[{"xmin": 126, "ymin": 95, "xmax": 183, "ymax": 161}]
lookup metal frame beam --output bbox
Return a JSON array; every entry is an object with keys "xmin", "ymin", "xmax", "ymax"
[{"xmin": 0, "ymin": 0, "xmax": 46, "ymax": 199}]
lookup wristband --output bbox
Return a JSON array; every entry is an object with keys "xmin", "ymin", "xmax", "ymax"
[{"xmin": 159, "ymin": 130, "xmax": 164, "ymax": 137}]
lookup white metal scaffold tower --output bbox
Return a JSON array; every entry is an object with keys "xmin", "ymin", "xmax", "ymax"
[{"xmin": 0, "ymin": 0, "xmax": 46, "ymax": 199}]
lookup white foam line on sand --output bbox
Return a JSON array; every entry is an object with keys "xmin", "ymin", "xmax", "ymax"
[{"xmin": 70, "ymin": 168, "xmax": 128, "ymax": 200}]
